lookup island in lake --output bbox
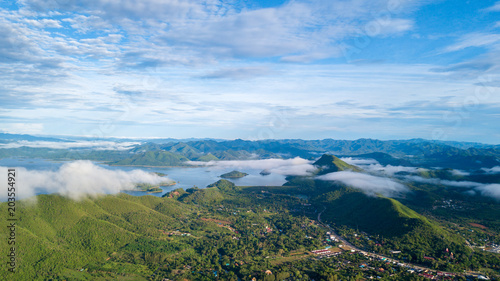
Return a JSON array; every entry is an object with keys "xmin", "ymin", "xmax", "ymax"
[{"xmin": 220, "ymin": 170, "xmax": 248, "ymax": 179}]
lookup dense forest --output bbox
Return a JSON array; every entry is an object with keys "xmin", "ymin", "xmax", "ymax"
[
  {"xmin": 1, "ymin": 172, "xmax": 499, "ymax": 280},
  {"xmin": 1, "ymin": 134, "xmax": 499, "ymax": 280}
]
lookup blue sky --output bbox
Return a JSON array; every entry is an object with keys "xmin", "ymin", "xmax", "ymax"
[{"xmin": 1, "ymin": 0, "xmax": 499, "ymax": 143}]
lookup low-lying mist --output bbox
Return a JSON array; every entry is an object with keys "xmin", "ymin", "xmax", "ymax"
[
  {"xmin": 317, "ymin": 171, "xmax": 409, "ymax": 197},
  {"xmin": 0, "ymin": 161, "xmax": 170, "ymax": 201},
  {"xmin": 187, "ymin": 157, "xmax": 316, "ymax": 176},
  {"xmin": 0, "ymin": 140, "xmax": 140, "ymax": 150},
  {"xmin": 405, "ymin": 175, "xmax": 500, "ymax": 200},
  {"xmin": 343, "ymin": 157, "xmax": 500, "ymax": 200}
]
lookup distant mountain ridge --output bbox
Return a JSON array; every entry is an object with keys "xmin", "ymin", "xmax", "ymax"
[
  {"xmin": 111, "ymin": 151, "xmax": 188, "ymax": 166},
  {"xmin": 1, "ymin": 133, "xmax": 499, "ymax": 170},
  {"xmin": 0, "ymin": 133, "xmax": 70, "ymax": 142}
]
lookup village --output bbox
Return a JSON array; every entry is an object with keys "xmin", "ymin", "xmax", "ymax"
[
  {"xmin": 145, "ymin": 193, "xmax": 498, "ymax": 281},
  {"xmin": 314, "ymin": 207, "xmax": 495, "ymax": 281}
]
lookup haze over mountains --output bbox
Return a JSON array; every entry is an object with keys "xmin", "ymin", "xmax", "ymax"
[
  {"xmin": 1, "ymin": 133, "xmax": 499, "ymax": 280},
  {"xmin": 1, "ymin": 133, "xmax": 499, "ymax": 202},
  {"xmin": 1, "ymin": 133, "xmax": 499, "ymax": 169},
  {"xmin": 2, "ymin": 0, "xmax": 500, "ymax": 279},
  {"xmin": 2, "ymin": 146, "xmax": 499, "ymax": 280}
]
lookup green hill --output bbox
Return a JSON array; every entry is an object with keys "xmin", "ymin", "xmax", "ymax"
[
  {"xmin": 0, "ymin": 194, "xmax": 191, "ymax": 280},
  {"xmin": 319, "ymin": 188, "xmax": 427, "ymax": 237},
  {"xmin": 207, "ymin": 179, "xmax": 237, "ymax": 192},
  {"xmin": 196, "ymin": 153, "xmax": 219, "ymax": 161},
  {"xmin": 313, "ymin": 154, "xmax": 361, "ymax": 175},
  {"xmin": 111, "ymin": 151, "xmax": 188, "ymax": 166},
  {"xmin": 0, "ymin": 179, "xmax": 493, "ymax": 280},
  {"xmin": 178, "ymin": 187, "xmax": 224, "ymax": 204},
  {"xmin": 317, "ymin": 187, "xmax": 470, "ymax": 260},
  {"xmin": 220, "ymin": 170, "xmax": 248, "ymax": 179}
]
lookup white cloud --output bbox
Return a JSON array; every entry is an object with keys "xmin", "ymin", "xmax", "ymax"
[
  {"xmin": 405, "ymin": 175, "xmax": 479, "ymax": 187},
  {"xmin": 451, "ymin": 169, "xmax": 470, "ymax": 176},
  {"xmin": 476, "ymin": 184, "xmax": 500, "ymax": 200},
  {"xmin": 481, "ymin": 166, "xmax": 500, "ymax": 174},
  {"xmin": 340, "ymin": 157, "xmax": 379, "ymax": 165},
  {"xmin": 444, "ymin": 33, "xmax": 500, "ymax": 53},
  {"xmin": 364, "ymin": 18, "xmax": 414, "ymax": 37},
  {"xmin": 344, "ymin": 158, "xmax": 469, "ymax": 178},
  {"xmin": 24, "ymin": 18, "xmax": 62, "ymax": 28},
  {"xmin": 62, "ymin": 15, "xmax": 114, "ymax": 34},
  {"xmin": 375, "ymin": 165, "xmax": 421, "ymax": 176},
  {"xmin": 405, "ymin": 175, "xmax": 500, "ymax": 200},
  {"xmin": 483, "ymin": 2, "xmax": 500, "ymax": 12},
  {"xmin": 317, "ymin": 171, "xmax": 409, "ymax": 197},
  {"xmin": 199, "ymin": 66, "xmax": 275, "ymax": 80},
  {"xmin": 14, "ymin": 0, "xmax": 420, "ymax": 63},
  {"xmin": 187, "ymin": 157, "xmax": 316, "ymax": 176},
  {"xmin": 20, "ymin": 0, "xmax": 204, "ymax": 20},
  {"xmin": 0, "ymin": 161, "xmax": 170, "ymax": 201},
  {"xmin": 1, "ymin": 0, "xmax": 499, "ymax": 142},
  {"xmin": 2, "ymin": 123, "xmax": 45, "ymax": 134},
  {"xmin": 0, "ymin": 140, "xmax": 140, "ymax": 150},
  {"xmin": 345, "ymin": 160, "xmax": 420, "ymax": 176}
]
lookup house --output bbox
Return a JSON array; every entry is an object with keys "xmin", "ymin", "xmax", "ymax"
[{"xmin": 419, "ymin": 273, "xmax": 435, "ymax": 279}]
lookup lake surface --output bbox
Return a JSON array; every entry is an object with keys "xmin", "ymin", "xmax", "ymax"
[{"xmin": 0, "ymin": 158, "xmax": 287, "ymax": 198}]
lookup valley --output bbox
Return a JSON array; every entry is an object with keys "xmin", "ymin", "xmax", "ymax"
[{"xmin": 1, "ymin": 135, "xmax": 499, "ymax": 280}]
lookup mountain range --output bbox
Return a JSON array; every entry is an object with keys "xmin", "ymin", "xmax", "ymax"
[{"xmin": 1, "ymin": 134, "xmax": 499, "ymax": 170}]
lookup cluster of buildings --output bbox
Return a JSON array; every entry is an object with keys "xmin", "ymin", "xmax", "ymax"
[
  {"xmin": 311, "ymin": 248, "xmax": 341, "ymax": 258},
  {"xmin": 325, "ymin": 231, "xmax": 340, "ymax": 243},
  {"xmin": 484, "ymin": 243, "xmax": 500, "ymax": 254},
  {"xmin": 162, "ymin": 230, "xmax": 191, "ymax": 236},
  {"xmin": 435, "ymin": 199, "xmax": 464, "ymax": 210}
]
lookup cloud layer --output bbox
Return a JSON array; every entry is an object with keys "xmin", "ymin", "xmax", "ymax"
[
  {"xmin": 0, "ymin": 140, "xmax": 140, "ymax": 150},
  {"xmin": 187, "ymin": 157, "xmax": 316, "ymax": 176},
  {"xmin": 317, "ymin": 171, "xmax": 409, "ymax": 197},
  {"xmin": 405, "ymin": 175, "xmax": 500, "ymax": 200},
  {"xmin": 341, "ymin": 157, "xmax": 421, "ymax": 176},
  {"xmin": 0, "ymin": 161, "xmax": 169, "ymax": 201},
  {"xmin": 341, "ymin": 157, "xmax": 500, "ymax": 200},
  {"xmin": 481, "ymin": 166, "xmax": 500, "ymax": 174},
  {"xmin": 1, "ymin": 1, "xmax": 499, "ymax": 142}
]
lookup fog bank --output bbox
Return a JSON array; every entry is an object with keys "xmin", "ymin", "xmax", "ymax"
[{"xmin": 0, "ymin": 161, "xmax": 169, "ymax": 201}]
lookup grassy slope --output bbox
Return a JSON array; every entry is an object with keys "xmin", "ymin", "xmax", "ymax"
[
  {"xmin": 179, "ymin": 187, "xmax": 224, "ymax": 204},
  {"xmin": 317, "ymin": 187, "xmax": 469, "ymax": 258},
  {"xmin": 319, "ymin": 189, "xmax": 429, "ymax": 237},
  {"xmin": 313, "ymin": 154, "xmax": 362, "ymax": 174},
  {"xmin": 0, "ymin": 194, "xmax": 192, "ymax": 280}
]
